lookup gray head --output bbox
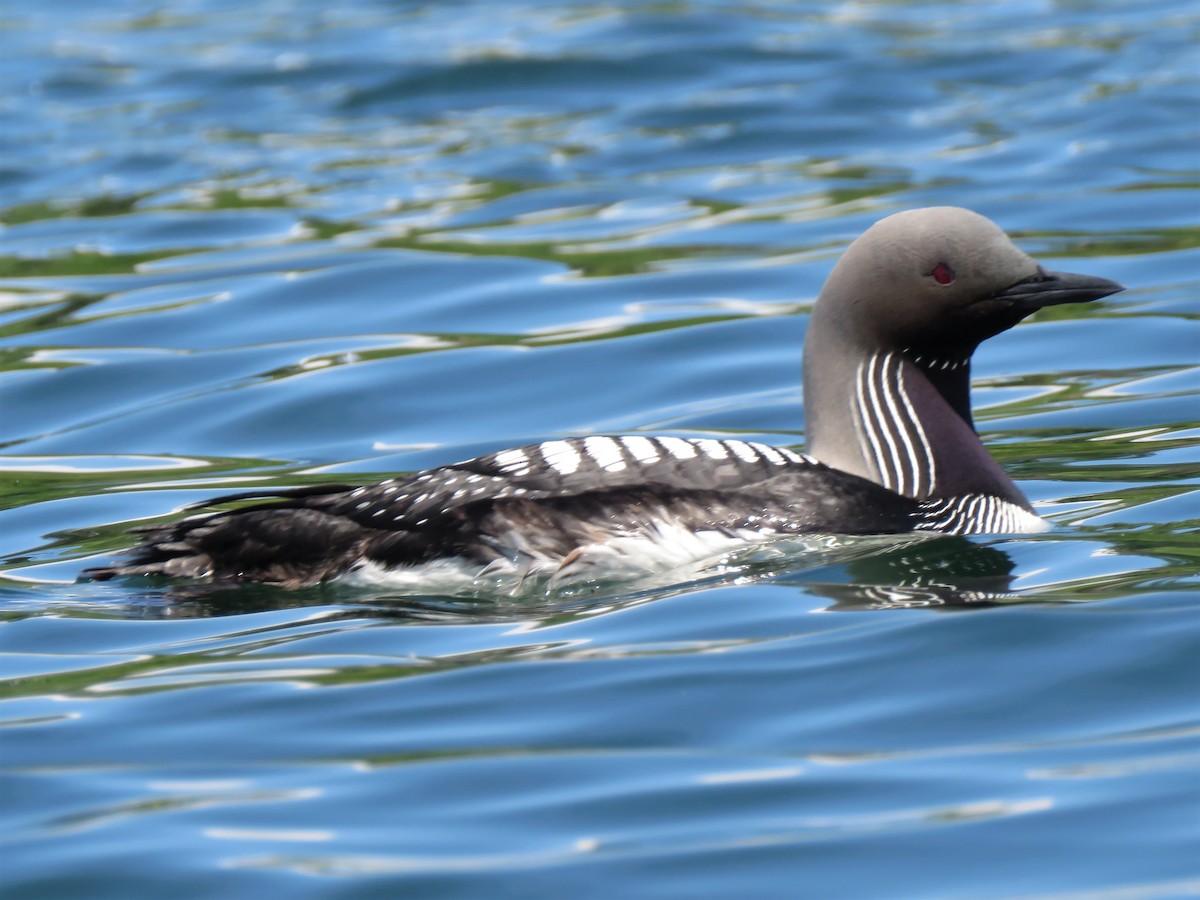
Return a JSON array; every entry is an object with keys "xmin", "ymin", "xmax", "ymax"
[
  {"xmin": 810, "ymin": 207, "xmax": 1120, "ymax": 360},
  {"xmin": 803, "ymin": 207, "xmax": 1123, "ymax": 501}
]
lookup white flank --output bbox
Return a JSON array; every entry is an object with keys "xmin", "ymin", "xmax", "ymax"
[{"xmin": 341, "ymin": 513, "xmax": 782, "ymax": 595}]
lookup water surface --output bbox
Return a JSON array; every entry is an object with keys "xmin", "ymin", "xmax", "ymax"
[{"xmin": 1, "ymin": 2, "xmax": 1198, "ymax": 897}]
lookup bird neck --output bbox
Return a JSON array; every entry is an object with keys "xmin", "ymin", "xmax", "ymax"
[{"xmin": 803, "ymin": 343, "xmax": 1031, "ymax": 509}]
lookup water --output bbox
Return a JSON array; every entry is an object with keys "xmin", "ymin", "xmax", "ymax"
[{"xmin": 2, "ymin": 1, "xmax": 1198, "ymax": 897}]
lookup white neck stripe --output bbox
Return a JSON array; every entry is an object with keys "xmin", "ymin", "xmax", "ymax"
[
  {"xmin": 872, "ymin": 352, "xmax": 919, "ymax": 495},
  {"xmin": 854, "ymin": 351, "xmax": 938, "ymax": 498},
  {"xmin": 915, "ymin": 494, "xmax": 1047, "ymax": 534},
  {"xmin": 893, "ymin": 355, "xmax": 937, "ymax": 496}
]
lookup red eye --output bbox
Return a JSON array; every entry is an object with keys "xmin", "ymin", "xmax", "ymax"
[{"xmin": 932, "ymin": 262, "xmax": 955, "ymax": 285}]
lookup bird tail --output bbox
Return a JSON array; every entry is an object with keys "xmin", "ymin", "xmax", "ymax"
[{"xmin": 81, "ymin": 485, "xmax": 367, "ymax": 587}]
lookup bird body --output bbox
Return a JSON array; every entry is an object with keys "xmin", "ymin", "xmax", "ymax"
[{"xmin": 84, "ymin": 208, "xmax": 1123, "ymax": 589}]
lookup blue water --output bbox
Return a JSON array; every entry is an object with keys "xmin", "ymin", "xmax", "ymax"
[{"xmin": 2, "ymin": 1, "xmax": 1198, "ymax": 897}]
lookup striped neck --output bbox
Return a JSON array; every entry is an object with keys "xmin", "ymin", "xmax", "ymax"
[
  {"xmin": 806, "ymin": 347, "xmax": 1030, "ymax": 509},
  {"xmin": 853, "ymin": 350, "xmax": 941, "ymax": 498}
]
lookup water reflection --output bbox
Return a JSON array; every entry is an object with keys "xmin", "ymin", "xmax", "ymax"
[
  {"xmin": 97, "ymin": 534, "xmax": 1023, "ymax": 620},
  {"xmin": 789, "ymin": 538, "xmax": 1022, "ymax": 611}
]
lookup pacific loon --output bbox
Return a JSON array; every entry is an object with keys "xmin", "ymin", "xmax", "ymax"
[{"xmin": 84, "ymin": 207, "xmax": 1124, "ymax": 589}]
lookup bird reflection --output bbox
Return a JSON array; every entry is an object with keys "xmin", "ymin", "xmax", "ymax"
[
  {"xmin": 108, "ymin": 534, "xmax": 1022, "ymax": 620},
  {"xmin": 779, "ymin": 537, "xmax": 1019, "ymax": 611}
]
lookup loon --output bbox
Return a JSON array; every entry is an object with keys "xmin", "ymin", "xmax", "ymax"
[{"xmin": 84, "ymin": 207, "xmax": 1123, "ymax": 589}]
